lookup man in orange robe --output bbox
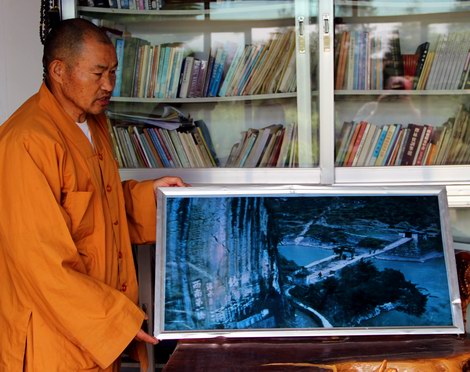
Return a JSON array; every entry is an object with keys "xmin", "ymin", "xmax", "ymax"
[{"xmin": 0, "ymin": 18, "xmax": 185, "ymax": 370}]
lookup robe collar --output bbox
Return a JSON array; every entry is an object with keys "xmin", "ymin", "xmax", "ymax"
[{"xmin": 36, "ymin": 82, "xmax": 105, "ymax": 159}]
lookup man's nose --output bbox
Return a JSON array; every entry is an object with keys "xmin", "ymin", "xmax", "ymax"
[{"xmin": 102, "ymin": 74, "xmax": 115, "ymax": 92}]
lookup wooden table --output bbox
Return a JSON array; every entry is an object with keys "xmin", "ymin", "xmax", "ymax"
[{"xmin": 163, "ymin": 335, "xmax": 470, "ymax": 371}]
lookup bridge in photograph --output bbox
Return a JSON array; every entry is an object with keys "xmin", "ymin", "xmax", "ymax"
[{"xmin": 304, "ymin": 237, "xmax": 413, "ymax": 285}]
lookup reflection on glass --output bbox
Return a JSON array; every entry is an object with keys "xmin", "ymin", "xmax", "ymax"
[
  {"xmin": 449, "ymin": 207, "xmax": 470, "ymax": 250},
  {"xmin": 335, "ymin": 23, "xmax": 470, "ymax": 91},
  {"xmin": 100, "ymin": 0, "xmax": 319, "ymax": 169},
  {"xmin": 335, "ymin": 0, "xmax": 470, "ymax": 17},
  {"xmin": 334, "ymin": 1, "xmax": 470, "ymax": 167},
  {"xmin": 309, "ymin": 6, "xmax": 320, "ymax": 166}
]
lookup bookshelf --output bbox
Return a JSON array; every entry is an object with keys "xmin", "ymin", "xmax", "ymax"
[{"xmin": 60, "ymin": 0, "xmax": 470, "ymax": 203}]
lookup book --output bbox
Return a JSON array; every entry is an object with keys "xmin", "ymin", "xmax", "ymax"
[
  {"xmin": 208, "ymin": 48, "xmax": 226, "ymax": 97},
  {"xmin": 257, "ymin": 125, "xmax": 284, "ymax": 167},
  {"xmin": 335, "ymin": 121, "xmax": 354, "ymax": 166},
  {"xmin": 356, "ymin": 123, "xmax": 377, "ymax": 167},
  {"xmin": 194, "ymin": 120, "xmax": 219, "ymax": 166},
  {"xmin": 243, "ymin": 127, "xmax": 269, "ymax": 168},
  {"xmin": 169, "ymin": 48, "xmax": 185, "ymax": 98},
  {"xmin": 351, "ymin": 122, "xmax": 372, "ymax": 166},
  {"xmin": 342, "ymin": 121, "xmax": 363, "ymax": 166},
  {"xmin": 189, "ymin": 128, "xmax": 213, "ymax": 167},
  {"xmin": 382, "ymin": 123, "xmax": 402, "ymax": 165},
  {"xmin": 178, "ymin": 56, "xmax": 194, "ymax": 98},
  {"xmin": 276, "ymin": 123, "xmax": 296, "ymax": 167},
  {"xmin": 112, "ymin": 37, "xmax": 125, "ymax": 97},
  {"xmin": 168, "ymin": 130, "xmax": 190, "ymax": 168},
  {"xmin": 368, "ymin": 126, "xmax": 389, "ymax": 166},
  {"xmin": 133, "ymin": 126, "xmax": 156, "ymax": 167},
  {"xmin": 160, "ymin": 128, "xmax": 183, "ymax": 167},
  {"xmin": 346, "ymin": 121, "xmax": 368, "ymax": 167},
  {"xmin": 112, "ymin": 126, "xmax": 131, "ymax": 167},
  {"xmin": 414, "ymin": 125, "xmax": 433, "ymax": 165},
  {"xmin": 142, "ymin": 128, "xmax": 164, "ymax": 167},
  {"xmin": 187, "ymin": 59, "xmax": 202, "ymax": 98},
  {"xmin": 374, "ymin": 124, "xmax": 396, "ymax": 166},
  {"xmin": 121, "ymin": 37, "xmax": 144, "ymax": 97},
  {"xmin": 146, "ymin": 128, "xmax": 171, "ymax": 168},
  {"xmin": 194, "ymin": 59, "xmax": 209, "ymax": 98},
  {"xmin": 107, "ymin": 118, "xmax": 124, "ymax": 167},
  {"xmin": 335, "ymin": 31, "xmax": 349, "ymax": 90},
  {"xmin": 400, "ymin": 124, "xmax": 424, "ymax": 166},
  {"xmin": 412, "ymin": 42, "xmax": 430, "ymax": 89},
  {"xmin": 218, "ymin": 45, "xmax": 245, "ymax": 97},
  {"xmin": 386, "ymin": 127, "xmax": 405, "ymax": 166},
  {"xmin": 203, "ymin": 49, "xmax": 216, "ymax": 97},
  {"xmin": 237, "ymin": 129, "xmax": 259, "ymax": 167}
]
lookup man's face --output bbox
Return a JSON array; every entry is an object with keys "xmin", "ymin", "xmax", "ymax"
[{"xmin": 60, "ymin": 37, "xmax": 117, "ymax": 121}]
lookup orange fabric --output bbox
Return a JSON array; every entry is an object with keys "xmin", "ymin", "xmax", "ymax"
[{"xmin": 0, "ymin": 83, "xmax": 156, "ymax": 371}]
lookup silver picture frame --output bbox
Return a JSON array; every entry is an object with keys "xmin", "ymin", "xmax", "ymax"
[{"xmin": 154, "ymin": 185, "xmax": 464, "ymax": 339}]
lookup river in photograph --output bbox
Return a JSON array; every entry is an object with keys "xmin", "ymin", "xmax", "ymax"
[
  {"xmin": 359, "ymin": 256, "xmax": 454, "ymax": 327},
  {"xmin": 278, "ymin": 244, "xmax": 334, "ymax": 266}
]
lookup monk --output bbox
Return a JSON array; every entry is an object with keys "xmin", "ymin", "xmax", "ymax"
[{"xmin": 0, "ymin": 18, "xmax": 186, "ymax": 371}]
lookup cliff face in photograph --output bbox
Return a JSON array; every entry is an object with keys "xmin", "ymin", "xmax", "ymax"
[{"xmin": 165, "ymin": 197, "xmax": 285, "ymax": 330}]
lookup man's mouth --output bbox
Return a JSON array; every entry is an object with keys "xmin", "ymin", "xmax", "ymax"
[{"xmin": 97, "ymin": 96, "xmax": 111, "ymax": 105}]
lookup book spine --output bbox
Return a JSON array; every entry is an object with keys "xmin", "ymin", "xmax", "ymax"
[
  {"xmin": 368, "ymin": 126, "xmax": 388, "ymax": 166},
  {"xmin": 415, "ymin": 126, "xmax": 433, "ymax": 165},
  {"xmin": 401, "ymin": 124, "xmax": 423, "ymax": 165},
  {"xmin": 112, "ymin": 38, "xmax": 125, "ymax": 97}
]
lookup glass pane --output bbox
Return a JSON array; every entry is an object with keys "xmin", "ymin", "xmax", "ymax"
[
  {"xmin": 449, "ymin": 207, "xmax": 470, "ymax": 250},
  {"xmin": 79, "ymin": 0, "xmax": 318, "ymax": 169},
  {"xmin": 333, "ymin": 1, "xmax": 470, "ymax": 167},
  {"xmin": 310, "ymin": 0, "xmax": 320, "ymax": 166}
]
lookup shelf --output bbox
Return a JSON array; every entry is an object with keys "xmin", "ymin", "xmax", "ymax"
[
  {"xmin": 335, "ymin": 1, "xmax": 470, "ymax": 19},
  {"xmin": 77, "ymin": 1, "xmax": 295, "ymax": 20},
  {"xmin": 335, "ymin": 90, "xmax": 470, "ymax": 97},
  {"xmin": 110, "ymin": 92, "xmax": 297, "ymax": 104},
  {"xmin": 335, "ymin": 165, "xmax": 470, "ymax": 187},
  {"xmin": 118, "ymin": 167, "xmax": 322, "ymax": 185}
]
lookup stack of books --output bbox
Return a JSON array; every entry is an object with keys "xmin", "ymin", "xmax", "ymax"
[
  {"xmin": 110, "ymin": 28, "xmax": 296, "ymax": 98},
  {"xmin": 335, "ymin": 29, "xmax": 470, "ymax": 90},
  {"xmin": 226, "ymin": 122, "xmax": 298, "ymax": 168},
  {"xmin": 107, "ymin": 109, "xmax": 219, "ymax": 168},
  {"xmin": 335, "ymin": 104, "xmax": 470, "ymax": 167}
]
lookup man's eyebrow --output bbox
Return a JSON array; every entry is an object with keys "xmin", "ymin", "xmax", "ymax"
[{"xmin": 94, "ymin": 63, "xmax": 118, "ymax": 70}]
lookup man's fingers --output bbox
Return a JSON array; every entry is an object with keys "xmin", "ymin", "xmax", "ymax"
[{"xmin": 135, "ymin": 329, "xmax": 158, "ymax": 345}]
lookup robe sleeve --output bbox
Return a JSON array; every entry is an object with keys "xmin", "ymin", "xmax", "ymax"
[
  {"xmin": 122, "ymin": 179, "xmax": 157, "ymax": 244},
  {"xmin": 2, "ymin": 136, "xmax": 145, "ymax": 369}
]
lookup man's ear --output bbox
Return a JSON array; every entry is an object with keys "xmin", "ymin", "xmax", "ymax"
[{"xmin": 48, "ymin": 59, "xmax": 65, "ymax": 85}]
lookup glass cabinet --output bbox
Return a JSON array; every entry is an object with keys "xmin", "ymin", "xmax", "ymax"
[
  {"xmin": 63, "ymin": 0, "xmax": 322, "ymax": 184},
  {"xmin": 334, "ymin": 0, "xmax": 470, "ymax": 187},
  {"xmin": 62, "ymin": 0, "xmax": 470, "ymax": 197}
]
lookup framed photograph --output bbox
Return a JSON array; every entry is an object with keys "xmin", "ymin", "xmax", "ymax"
[{"xmin": 154, "ymin": 186, "xmax": 464, "ymax": 339}]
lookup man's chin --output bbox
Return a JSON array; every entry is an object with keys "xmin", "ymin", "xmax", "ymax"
[{"xmin": 89, "ymin": 105, "xmax": 109, "ymax": 115}]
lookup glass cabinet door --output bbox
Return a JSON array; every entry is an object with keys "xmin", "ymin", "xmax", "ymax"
[
  {"xmin": 71, "ymin": 0, "xmax": 321, "ymax": 183},
  {"xmin": 334, "ymin": 0, "xmax": 470, "ymax": 169}
]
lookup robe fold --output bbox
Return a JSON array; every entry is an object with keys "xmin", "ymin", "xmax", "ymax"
[{"xmin": 0, "ymin": 83, "xmax": 155, "ymax": 371}]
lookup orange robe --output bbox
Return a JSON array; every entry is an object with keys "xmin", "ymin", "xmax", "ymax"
[{"xmin": 0, "ymin": 83, "xmax": 156, "ymax": 371}]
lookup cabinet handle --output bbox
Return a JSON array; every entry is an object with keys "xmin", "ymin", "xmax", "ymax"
[
  {"xmin": 298, "ymin": 16, "xmax": 305, "ymax": 54},
  {"xmin": 322, "ymin": 13, "xmax": 331, "ymax": 52},
  {"xmin": 323, "ymin": 14, "xmax": 329, "ymax": 34}
]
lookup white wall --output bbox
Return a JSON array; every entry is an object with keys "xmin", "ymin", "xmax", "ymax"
[{"xmin": 0, "ymin": 0, "xmax": 43, "ymax": 124}]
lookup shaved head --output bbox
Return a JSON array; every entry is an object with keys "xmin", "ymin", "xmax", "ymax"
[{"xmin": 42, "ymin": 18, "xmax": 113, "ymax": 85}]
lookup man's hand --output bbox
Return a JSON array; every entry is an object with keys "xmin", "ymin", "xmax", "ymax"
[
  {"xmin": 153, "ymin": 176, "xmax": 189, "ymax": 192},
  {"xmin": 134, "ymin": 329, "xmax": 158, "ymax": 345}
]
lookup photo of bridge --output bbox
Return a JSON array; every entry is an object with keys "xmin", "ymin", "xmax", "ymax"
[{"xmin": 162, "ymin": 193, "xmax": 454, "ymax": 333}]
